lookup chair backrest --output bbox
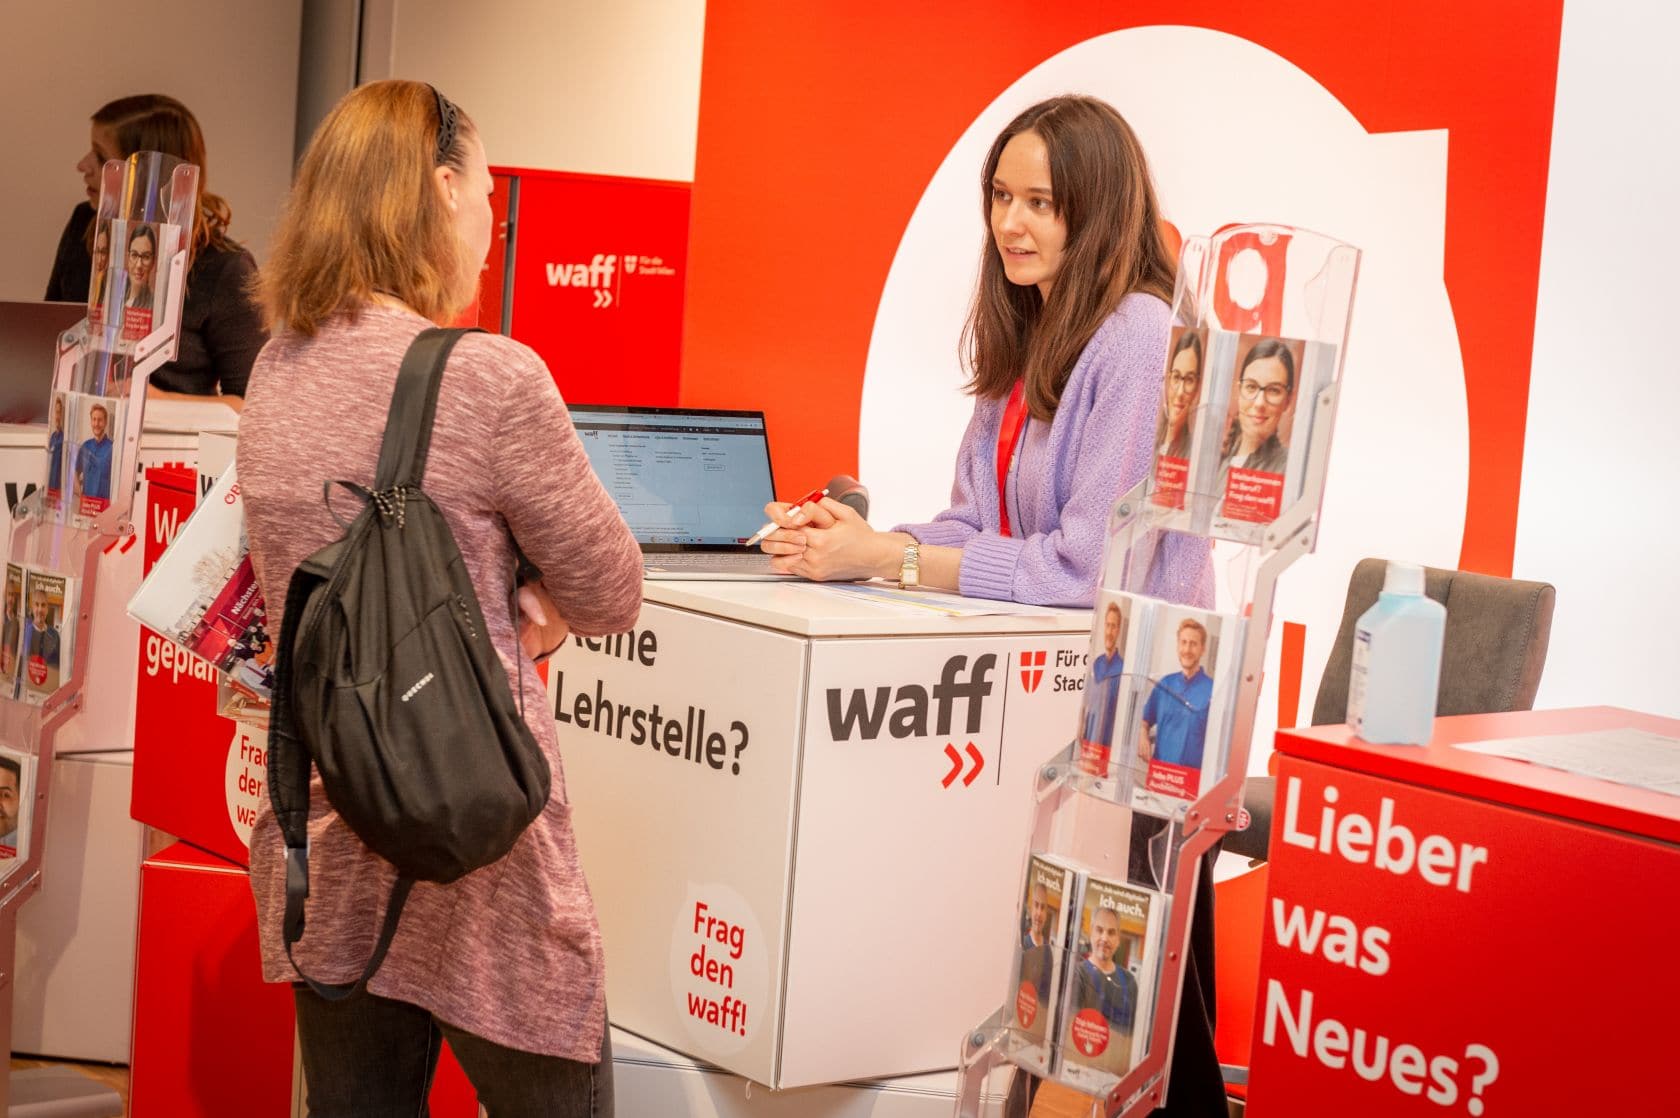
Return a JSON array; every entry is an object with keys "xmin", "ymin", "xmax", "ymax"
[{"xmin": 1311, "ymin": 557, "xmax": 1556, "ymax": 726}]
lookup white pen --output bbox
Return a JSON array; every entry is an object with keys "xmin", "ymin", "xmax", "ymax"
[{"xmin": 743, "ymin": 486, "xmax": 828, "ymax": 548}]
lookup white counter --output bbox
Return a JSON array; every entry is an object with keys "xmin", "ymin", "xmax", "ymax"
[{"xmin": 552, "ymin": 580, "xmax": 1094, "ymax": 1089}]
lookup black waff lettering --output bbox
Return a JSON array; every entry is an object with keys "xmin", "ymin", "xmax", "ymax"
[
  {"xmin": 826, "ymin": 687, "xmax": 891, "ymax": 740},
  {"xmin": 824, "ymin": 654, "xmax": 996, "ymax": 741}
]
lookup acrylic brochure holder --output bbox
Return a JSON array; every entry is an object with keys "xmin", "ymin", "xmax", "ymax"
[
  {"xmin": 0, "ymin": 151, "xmax": 198, "ymax": 1114},
  {"xmin": 954, "ymin": 225, "xmax": 1360, "ymax": 1117}
]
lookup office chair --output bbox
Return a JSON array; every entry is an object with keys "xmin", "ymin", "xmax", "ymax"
[{"xmin": 1226, "ymin": 558, "xmax": 1556, "ymax": 862}]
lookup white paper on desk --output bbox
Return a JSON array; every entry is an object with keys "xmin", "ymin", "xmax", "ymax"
[
  {"xmin": 801, "ymin": 581, "xmax": 1060, "ymax": 618},
  {"xmin": 1455, "ymin": 729, "xmax": 1680, "ymax": 797}
]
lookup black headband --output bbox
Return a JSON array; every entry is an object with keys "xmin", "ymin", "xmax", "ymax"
[{"xmin": 430, "ymin": 85, "xmax": 459, "ymax": 165}]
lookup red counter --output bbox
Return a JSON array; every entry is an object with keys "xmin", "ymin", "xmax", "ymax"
[{"xmin": 1247, "ymin": 707, "xmax": 1680, "ymax": 1117}]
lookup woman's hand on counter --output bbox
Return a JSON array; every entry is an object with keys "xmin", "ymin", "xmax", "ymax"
[
  {"xmin": 759, "ymin": 497, "xmax": 896, "ymax": 582},
  {"xmin": 759, "ymin": 498, "xmax": 964, "ymax": 590}
]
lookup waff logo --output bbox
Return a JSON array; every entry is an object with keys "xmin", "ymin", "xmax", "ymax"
[
  {"xmin": 546, "ymin": 254, "xmax": 617, "ymax": 307},
  {"xmin": 941, "ymin": 742, "xmax": 985, "ymax": 787},
  {"xmin": 825, "ymin": 654, "xmax": 996, "ymax": 741},
  {"xmin": 1019, "ymin": 650, "xmax": 1047, "ymax": 693}
]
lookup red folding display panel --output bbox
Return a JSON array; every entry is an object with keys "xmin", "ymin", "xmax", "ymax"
[
  {"xmin": 500, "ymin": 167, "xmax": 690, "ymax": 407},
  {"xmin": 130, "ymin": 468, "xmax": 252, "ymax": 865}
]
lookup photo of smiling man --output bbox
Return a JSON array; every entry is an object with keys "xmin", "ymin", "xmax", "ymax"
[
  {"xmin": 1139, "ymin": 616, "xmax": 1214, "ymax": 772},
  {"xmin": 1008, "ymin": 854, "xmax": 1075, "ymax": 1071},
  {"xmin": 0, "ymin": 754, "xmax": 21, "ymax": 857},
  {"xmin": 71, "ymin": 394, "xmax": 123, "ymax": 522},
  {"xmin": 1132, "ymin": 605, "xmax": 1242, "ymax": 805},
  {"xmin": 0, "ymin": 749, "xmax": 33, "ymax": 866},
  {"xmin": 1059, "ymin": 873, "xmax": 1162, "ymax": 1089},
  {"xmin": 1078, "ymin": 595, "xmax": 1132, "ymax": 776}
]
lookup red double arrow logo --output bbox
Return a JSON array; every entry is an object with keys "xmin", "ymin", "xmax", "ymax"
[{"xmin": 942, "ymin": 742, "xmax": 984, "ymax": 788}]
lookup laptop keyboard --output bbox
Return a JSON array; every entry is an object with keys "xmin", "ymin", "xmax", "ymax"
[{"xmin": 646, "ymin": 552, "xmax": 776, "ymax": 570}]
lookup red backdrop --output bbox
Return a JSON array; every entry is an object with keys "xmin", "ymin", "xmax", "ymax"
[
  {"xmin": 680, "ymin": 1, "xmax": 1564, "ymax": 576},
  {"xmin": 500, "ymin": 168, "xmax": 691, "ymax": 408}
]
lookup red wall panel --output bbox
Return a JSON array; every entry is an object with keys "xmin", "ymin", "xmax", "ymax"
[
  {"xmin": 503, "ymin": 168, "xmax": 690, "ymax": 408},
  {"xmin": 681, "ymin": 1, "xmax": 1564, "ymax": 576}
]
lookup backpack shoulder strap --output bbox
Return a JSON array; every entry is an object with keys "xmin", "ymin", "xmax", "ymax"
[
  {"xmin": 287, "ymin": 876, "xmax": 416, "ymax": 1003},
  {"xmin": 373, "ymin": 326, "xmax": 484, "ymax": 490},
  {"xmin": 267, "ymin": 556, "xmax": 327, "ymax": 950}
]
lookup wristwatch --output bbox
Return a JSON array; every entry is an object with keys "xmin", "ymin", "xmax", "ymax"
[{"xmin": 898, "ymin": 542, "xmax": 921, "ymax": 590}]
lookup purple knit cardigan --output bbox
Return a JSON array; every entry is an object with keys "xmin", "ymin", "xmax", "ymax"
[{"xmin": 897, "ymin": 292, "xmax": 1213, "ymax": 607}]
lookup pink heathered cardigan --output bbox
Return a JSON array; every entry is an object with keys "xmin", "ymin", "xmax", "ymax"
[{"xmin": 237, "ymin": 305, "xmax": 642, "ymax": 1060}]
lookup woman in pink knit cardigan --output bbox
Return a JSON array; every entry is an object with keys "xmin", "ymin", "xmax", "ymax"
[{"xmin": 238, "ymin": 80, "xmax": 641, "ymax": 1116}]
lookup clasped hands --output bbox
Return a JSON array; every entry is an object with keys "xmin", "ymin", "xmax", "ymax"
[{"xmin": 756, "ymin": 496, "xmax": 903, "ymax": 582}]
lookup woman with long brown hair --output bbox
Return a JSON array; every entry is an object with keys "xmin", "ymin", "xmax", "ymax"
[
  {"xmin": 760, "ymin": 95, "xmax": 1227, "ymax": 1117},
  {"xmin": 757, "ymin": 95, "xmax": 1210, "ymax": 607},
  {"xmin": 238, "ymin": 80, "xmax": 640, "ymax": 1114},
  {"xmin": 45, "ymin": 94, "xmax": 265, "ymax": 405}
]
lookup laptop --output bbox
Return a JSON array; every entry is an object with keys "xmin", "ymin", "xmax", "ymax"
[
  {"xmin": 569, "ymin": 404, "xmax": 797, "ymax": 581},
  {"xmin": 0, "ymin": 301, "xmax": 85, "ymax": 424}
]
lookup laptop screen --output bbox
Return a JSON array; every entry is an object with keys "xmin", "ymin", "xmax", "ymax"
[{"xmin": 569, "ymin": 405, "xmax": 778, "ymax": 552}]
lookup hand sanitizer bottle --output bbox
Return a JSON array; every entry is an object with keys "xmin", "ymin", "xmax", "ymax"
[{"xmin": 1347, "ymin": 561, "xmax": 1445, "ymax": 745}]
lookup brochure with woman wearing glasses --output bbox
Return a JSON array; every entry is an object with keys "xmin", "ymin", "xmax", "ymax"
[
  {"xmin": 1201, "ymin": 332, "xmax": 1339, "ymax": 542},
  {"xmin": 1211, "ymin": 333, "xmax": 1305, "ymax": 521},
  {"xmin": 113, "ymin": 219, "xmax": 180, "ymax": 345},
  {"xmin": 1149, "ymin": 326, "xmax": 1206, "ymax": 510}
]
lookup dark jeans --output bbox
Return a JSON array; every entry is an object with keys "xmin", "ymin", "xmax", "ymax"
[{"xmin": 294, "ymin": 985, "xmax": 614, "ymax": 1118}]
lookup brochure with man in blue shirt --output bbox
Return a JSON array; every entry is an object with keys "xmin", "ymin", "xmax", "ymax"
[
  {"xmin": 1080, "ymin": 599, "xmax": 1130, "ymax": 776},
  {"xmin": 1140, "ymin": 616, "xmax": 1215, "ymax": 771},
  {"xmin": 74, "ymin": 399, "xmax": 116, "ymax": 514}
]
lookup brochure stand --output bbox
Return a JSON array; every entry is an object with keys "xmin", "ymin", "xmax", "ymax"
[
  {"xmin": 953, "ymin": 225, "xmax": 1360, "ymax": 1117},
  {"xmin": 0, "ymin": 152, "xmax": 198, "ymax": 1115}
]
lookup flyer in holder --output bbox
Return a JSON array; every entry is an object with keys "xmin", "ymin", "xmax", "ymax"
[
  {"xmin": 127, "ymin": 463, "xmax": 273, "ymax": 701},
  {"xmin": 19, "ymin": 567, "xmax": 75, "ymax": 705},
  {"xmin": 0, "ymin": 747, "xmax": 35, "ymax": 867}
]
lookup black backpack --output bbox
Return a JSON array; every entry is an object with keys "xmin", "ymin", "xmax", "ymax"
[{"xmin": 267, "ymin": 327, "xmax": 551, "ymax": 998}]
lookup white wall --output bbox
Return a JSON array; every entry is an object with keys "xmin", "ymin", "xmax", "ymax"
[
  {"xmin": 1515, "ymin": 2, "xmax": 1680, "ymax": 718},
  {"xmin": 376, "ymin": 0, "xmax": 705, "ymax": 182},
  {"xmin": 0, "ymin": 0, "xmax": 302, "ymax": 301}
]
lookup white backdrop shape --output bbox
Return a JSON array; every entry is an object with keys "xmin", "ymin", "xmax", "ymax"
[
  {"xmin": 859, "ymin": 26, "xmax": 1467, "ymax": 764},
  {"xmin": 1515, "ymin": 3, "xmax": 1680, "ymax": 720}
]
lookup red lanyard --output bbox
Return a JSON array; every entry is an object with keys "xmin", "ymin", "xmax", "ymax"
[{"xmin": 995, "ymin": 380, "xmax": 1029, "ymax": 537}]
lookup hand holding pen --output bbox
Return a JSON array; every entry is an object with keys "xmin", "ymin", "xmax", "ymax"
[{"xmin": 744, "ymin": 486, "xmax": 828, "ymax": 548}]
